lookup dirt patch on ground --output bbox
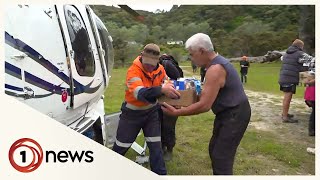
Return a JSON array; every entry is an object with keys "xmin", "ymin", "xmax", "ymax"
[{"xmin": 245, "ymin": 90, "xmax": 314, "ymax": 146}]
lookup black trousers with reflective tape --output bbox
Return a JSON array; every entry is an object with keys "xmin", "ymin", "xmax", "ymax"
[
  {"xmin": 209, "ymin": 100, "xmax": 251, "ymax": 175},
  {"xmin": 112, "ymin": 102, "xmax": 167, "ymax": 175}
]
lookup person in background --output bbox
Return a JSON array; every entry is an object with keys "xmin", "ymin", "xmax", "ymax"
[
  {"xmin": 200, "ymin": 52, "xmax": 218, "ymax": 83},
  {"xmin": 192, "ymin": 60, "xmax": 197, "ymax": 73},
  {"xmin": 200, "ymin": 67, "xmax": 206, "ymax": 83},
  {"xmin": 279, "ymin": 39, "xmax": 314, "ymax": 123},
  {"xmin": 304, "ymin": 72, "xmax": 315, "ymax": 136},
  {"xmin": 161, "ymin": 33, "xmax": 251, "ymax": 175},
  {"xmin": 112, "ymin": 43, "xmax": 180, "ymax": 175},
  {"xmin": 159, "ymin": 54, "xmax": 184, "ymax": 161},
  {"xmin": 240, "ymin": 55, "xmax": 250, "ymax": 83}
]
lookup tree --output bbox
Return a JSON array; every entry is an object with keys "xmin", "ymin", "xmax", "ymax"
[
  {"xmin": 129, "ymin": 24, "xmax": 149, "ymax": 43},
  {"xmin": 92, "ymin": 5, "xmax": 312, "ymax": 63},
  {"xmin": 150, "ymin": 25, "xmax": 164, "ymax": 41},
  {"xmin": 229, "ymin": 21, "xmax": 272, "ymax": 56},
  {"xmin": 299, "ymin": 5, "xmax": 315, "ymax": 55},
  {"xmin": 165, "ymin": 23, "xmax": 185, "ymax": 41}
]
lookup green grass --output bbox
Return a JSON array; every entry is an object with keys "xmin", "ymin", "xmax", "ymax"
[
  {"xmin": 232, "ymin": 61, "xmax": 305, "ymax": 99},
  {"xmin": 104, "ymin": 68, "xmax": 127, "ymax": 113},
  {"xmin": 104, "ymin": 62, "xmax": 314, "ymax": 175},
  {"xmin": 235, "ymin": 129, "xmax": 315, "ymax": 175},
  {"xmin": 165, "ymin": 113, "xmax": 214, "ymax": 175},
  {"xmin": 180, "ymin": 60, "xmax": 305, "ymax": 98}
]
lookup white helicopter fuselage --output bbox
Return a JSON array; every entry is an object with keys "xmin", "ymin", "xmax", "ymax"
[{"xmin": 4, "ymin": 5, "xmax": 114, "ymax": 144}]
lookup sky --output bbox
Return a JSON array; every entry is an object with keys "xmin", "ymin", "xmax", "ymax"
[{"xmin": 116, "ymin": 4, "xmax": 175, "ymax": 13}]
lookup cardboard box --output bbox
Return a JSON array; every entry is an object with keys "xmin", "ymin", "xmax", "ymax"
[{"xmin": 158, "ymin": 89, "xmax": 198, "ymax": 107}]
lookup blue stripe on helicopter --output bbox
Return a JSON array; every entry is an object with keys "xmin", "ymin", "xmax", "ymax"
[
  {"xmin": 5, "ymin": 32, "xmax": 102, "ymax": 95},
  {"xmin": 5, "ymin": 62, "xmax": 102, "ymax": 96},
  {"xmin": 5, "ymin": 62, "xmax": 68, "ymax": 95},
  {"xmin": 5, "ymin": 31, "xmax": 72, "ymax": 84},
  {"xmin": 5, "ymin": 84, "xmax": 23, "ymax": 92},
  {"xmin": 5, "ymin": 61, "xmax": 22, "ymax": 79},
  {"xmin": 25, "ymin": 71, "xmax": 67, "ymax": 95}
]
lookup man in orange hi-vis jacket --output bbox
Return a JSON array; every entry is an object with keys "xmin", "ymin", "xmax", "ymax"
[{"xmin": 112, "ymin": 43, "xmax": 180, "ymax": 175}]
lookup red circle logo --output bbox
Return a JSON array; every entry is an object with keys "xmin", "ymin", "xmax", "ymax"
[
  {"xmin": 62, "ymin": 90, "xmax": 68, "ymax": 102},
  {"xmin": 8, "ymin": 138, "xmax": 43, "ymax": 173}
]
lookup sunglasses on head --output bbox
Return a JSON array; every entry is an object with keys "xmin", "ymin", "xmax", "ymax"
[{"xmin": 144, "ymin": 48, "xmax": 160, "ymax": 56}]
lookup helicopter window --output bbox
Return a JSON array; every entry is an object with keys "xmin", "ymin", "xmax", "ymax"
[
  {"xmin": 64, "ymin": 5, "xmax": 95, "ymax": 77},
  {"xmin": 94, "ymin": 17, "xmax": 114, "ymax": 76},
  {"xmin": 96, "ymin": 23, "xmax": 108, "ymax": 69}
]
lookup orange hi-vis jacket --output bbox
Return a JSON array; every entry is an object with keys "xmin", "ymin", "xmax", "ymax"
[{"xmin": 125, "ymin": 56, "xmax": 167, "ymax": 110}]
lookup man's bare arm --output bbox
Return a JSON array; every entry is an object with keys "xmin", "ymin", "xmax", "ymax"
[{"xmin": 161, "ymin": 64, "xmax": 226, "ymax": 116}]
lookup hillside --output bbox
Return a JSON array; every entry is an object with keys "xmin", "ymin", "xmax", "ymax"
[{"xmin": 91, "ymin": 5, "xmax": 314, "ymax": 66}]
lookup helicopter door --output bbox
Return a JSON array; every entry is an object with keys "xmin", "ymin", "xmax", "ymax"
[
  {"xmin": 56, "ymin": 5, "xmax": 105, "ymax": 109},
  {"xmin": 5, "ymin": 5, "xmax": 72, "ymax": 121}
]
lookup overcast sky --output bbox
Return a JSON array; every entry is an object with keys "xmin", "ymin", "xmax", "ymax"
[{"xmin": 117, "ymin": 4, "xmax": 175, "ymax": 13}]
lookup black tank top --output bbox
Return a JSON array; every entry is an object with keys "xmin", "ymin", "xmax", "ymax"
[{"xmin": 210, "ymin": 55, "xmax": 248, "ymax": 114}]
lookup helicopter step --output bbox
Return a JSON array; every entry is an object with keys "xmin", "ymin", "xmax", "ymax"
[{"xmin": 104, "ymin": 112, "xmax": 148, "ymax": 158}]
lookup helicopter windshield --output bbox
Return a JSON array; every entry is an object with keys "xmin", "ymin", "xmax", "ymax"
[
  {"xmin": 94, "ymin": 16, "xmax": 114, "ymax": 77},
  {"xmin": 64, "ymin": 5, "xmax": 96, "ymax": 77}
]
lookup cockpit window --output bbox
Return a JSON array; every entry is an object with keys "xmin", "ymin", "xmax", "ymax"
[
  {"xmin": 94, "ymin": 17, "xmax": 114, "ymax": 76},
  {"xmin": 64, "ymin": 5, "xmax": 95, "ymax": 77}
]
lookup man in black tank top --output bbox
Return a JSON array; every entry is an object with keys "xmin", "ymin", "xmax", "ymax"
[{"xmin": 161, "ymin": 33, "xmax": 251, "ymax": 175}]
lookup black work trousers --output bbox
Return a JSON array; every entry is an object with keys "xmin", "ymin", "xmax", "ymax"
[
  {"xmin": 160, "ymin": 111, "xmax": 178, "ymax": 152},
  {"xmin": 209, "ymin": 100, "xmax": 251, "ymax": 175},
  {"xmin": 240, "ymin": 71, "xmax": 248, "ymax": 83},
  {"xmin": 112, "ymin": 103, "xmax": 167, "ymax": 175}
]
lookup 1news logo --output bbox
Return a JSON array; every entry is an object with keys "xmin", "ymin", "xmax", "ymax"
[
  {"xmin": 9, "ymin": 138, "xmax": 94, "ymax": 173},
  {"xmin": 8, "ymin": 138, "xmax": 43, "ymax": 173}
]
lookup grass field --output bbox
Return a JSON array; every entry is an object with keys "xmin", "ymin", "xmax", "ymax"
[
  {"xmin": 104, "ymin": 61, "xmax": 315, "ymax": 175},
  {"xmin": 179, "ymin": 60, "xmax": 305, "ymax": 98}
]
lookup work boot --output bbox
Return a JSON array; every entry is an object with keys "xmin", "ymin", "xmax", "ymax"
[
  {"xmin": 163, "ymin": 150, "xmax": 173, "ymax": 161},
  {"xmin": 282, "ymin": 116, "xmax": 298, "ymax": 123}
]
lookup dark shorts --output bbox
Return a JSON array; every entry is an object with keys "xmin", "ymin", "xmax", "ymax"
[{"xmin": 280, "ymin": 84, "xmax": 296, "ymax": 94}]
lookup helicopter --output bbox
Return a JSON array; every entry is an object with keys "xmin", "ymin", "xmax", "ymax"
[{"xmin": 4, "ymin": 5, "xmax": 149, "ymax": 160}]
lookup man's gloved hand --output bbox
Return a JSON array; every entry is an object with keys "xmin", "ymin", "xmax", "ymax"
[{"xmin": 161, "ymin": 83, "xmax": 181, "ymax": 99}]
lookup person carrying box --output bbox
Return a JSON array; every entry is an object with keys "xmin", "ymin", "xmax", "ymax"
[
  {"xmin": 112, "ymin": 43, "xmax": 180, "ymax": 175},
  {"xmin": 161, "ymin": 33, "xmax": 251, "ymax": 175}
]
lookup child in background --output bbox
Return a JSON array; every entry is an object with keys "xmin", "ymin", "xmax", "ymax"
[{"xmin": 304, "ymin": 72, "xmax": 315, "ymax": 136}]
